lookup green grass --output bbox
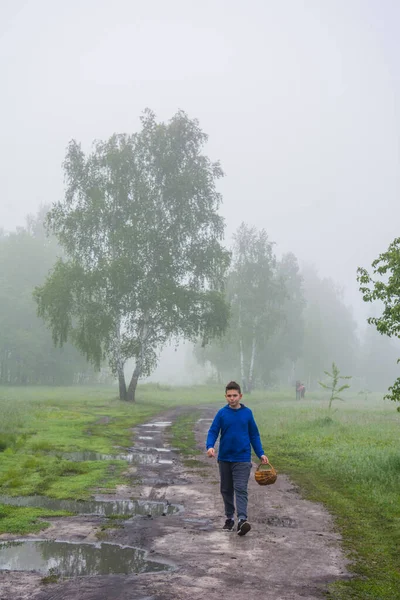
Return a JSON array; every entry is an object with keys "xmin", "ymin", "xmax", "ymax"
[
  {"xmin": 169, "ymin": 411, "xmax": 213, "ymax": 472},
  {"xmin": 1, "ymin": 383, "xmax": 399, "ymax": 599},
  {"xmin": 245, "ymin": 390, "xmax": 400, "ymax": 600},
  {"xmin": 0, "ymin": 384, "xmax": 219, "ymax": 500},
  {"xmin": 0, "ymin": 384, "xmax": 221, "ymax": 534},
  {"xmin": 0, "ymin": 504, "xmax": 71, "ymax": 534},
  {"xmin": 169, "ymin": 412, "xmax": 199, "ymax": 456}
]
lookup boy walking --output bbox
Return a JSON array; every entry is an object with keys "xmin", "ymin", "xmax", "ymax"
[{"xmin": 206, "ymin": 381, "xmax": 268, "ymax": 536}]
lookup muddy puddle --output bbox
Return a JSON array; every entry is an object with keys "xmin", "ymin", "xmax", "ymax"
[
  {"xmin": 52, "ymin": 448, "xmax": 173, "ymax": 463},
  {"xmin": 132, "ymin": 446, "xmax": 172, "ymax": 453},
  {"xmin": 0, "ymin": 496, "xmax": 180, "ymax": 517},
  {"xmin": 0, "ymin": 539, "xmax": 172, "ymax": 576},
  {"xmin": 52, "ymin": 451, "xmax": 136, "ymax": 463},
  {"xmin": 128, "ymin": 453, "xmax": 173, "ymax": 466}
]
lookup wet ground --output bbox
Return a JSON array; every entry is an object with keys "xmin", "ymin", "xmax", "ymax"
[
  {"xmin": 0, "ymin": 495, "xmax": 180, "ymax": 517},
  {"xmin": 0, "ymin": 540, "xmax": 172, "ymax": 576},
  {"xmin": 0, "ymin": 406, "xmax": 351, "ymax": 600}
]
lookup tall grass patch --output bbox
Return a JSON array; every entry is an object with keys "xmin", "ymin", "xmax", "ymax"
[{"xmin": 248, "ymin": 390, "xmax": 400, "ymax": 599}]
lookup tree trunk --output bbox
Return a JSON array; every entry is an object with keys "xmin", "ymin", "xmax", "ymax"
[
  {"xmin": 238, "ymin": 304, "xmax": 247, "ymax": 392},
  {"xmin": 118, "ymin": 367, "xmax": 127, "ymax": 401},
  {"xmin": 127, "ymin": 362, "xmax": 141, "ymax": 402},
  {"xmin": 248, "ymin": 334, "xmax": 256, "ymax": 393},
  {"xmin": 125, "ymin": 318, "xmax": 150, "ymax": 402},
  {"xmin": 289, "ymin": 361, "xmax": 296, "ymax": 386},
  {"xmin": 113, "ymin": 319, "xmax": 129, "ymax": 401},
  {"xmin": 239, "ymin": 336, "xmax": 247, "ymax": 392},
  {"xmin": 239, "ymin": 337, "xmax": 245, "ymax": 381}
]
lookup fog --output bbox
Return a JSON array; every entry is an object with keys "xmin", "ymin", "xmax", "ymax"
[{"xmin": 1, "ymin": 0, "xmax": 400, "ymax": 389}]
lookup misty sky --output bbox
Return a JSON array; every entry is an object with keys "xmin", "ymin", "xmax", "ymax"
[{"xmin": 1, "ymin": 0, "xmax": 400, "ymax": 318}]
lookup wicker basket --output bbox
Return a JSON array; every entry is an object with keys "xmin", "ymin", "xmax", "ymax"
[{"xmin": 254, "ymin": 462, "xmax": 277, "ymax": 486}]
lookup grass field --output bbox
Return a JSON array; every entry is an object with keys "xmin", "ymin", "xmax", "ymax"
[
  {"xmin": 0, "ymin": 384, "xmax": 399, "ymax": 598},
  {"xmin": 248, "ymin": 390, "xmax": 400, "ymax": 600},
  {"xmin": 0, "ymin": 384, "xmax": 219, "ymax": 533}
]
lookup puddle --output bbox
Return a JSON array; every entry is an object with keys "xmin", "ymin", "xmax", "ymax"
[
  {"xmin": 265, "ymin": 516, "xmax": 297, "ymax": 528},
  {"xmin": 0, "ymin": 496, "xmax": 179, "ymax": 517},
  {"xmin": 52, "ymin": 452, "xmax": 136, "ymax": 463},
  {"xmin": 48, "ymin": 447, "xmax": 173, "ymax": 464},
  {"xmin": 0, "ymin": 540, "xmax": 172, "ymax": 576},
  {"xmin": 131, "ymin": 446, "xmax": 172, "ymax": 453},
  {"xmin": 137, "ymin": 436, "xmax": 154, "ymax": 440},
  {"xmin": 128, "ymin": 453, "xmax": 173, "ymax": 466}
]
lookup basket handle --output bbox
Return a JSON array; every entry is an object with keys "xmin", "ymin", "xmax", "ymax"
[{"xmin": 256, "ymin": 462, "xmax": 275, "ymax": 472}]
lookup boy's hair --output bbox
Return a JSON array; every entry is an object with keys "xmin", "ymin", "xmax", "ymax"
[{"xmin": 225, "ymin": 381, "xmax": 241, "ymax": 395}]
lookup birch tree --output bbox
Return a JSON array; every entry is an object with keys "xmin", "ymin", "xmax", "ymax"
[
  {"xmin": 358, "ymin": 238, "xmax": 400, "ymax": 404},
  {"xmin": 34, "ymin": 110, "xmax": 230, "ymax": 401},
  {"xmin": 228, "ymin": 224, "xmax": 285, "ymax": 392},
  {"xmin": 258, "ymin": 253, "xmax": 305, "ymax": 386}
]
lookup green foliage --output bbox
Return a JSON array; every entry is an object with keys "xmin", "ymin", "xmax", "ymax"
[
  {"xmin": 273, "ymin": 253, "xmax": 305, "ymax": 363},
  {"xmin": 319, "ymin": 362, "xmax": 351, "ymax": 411},
  {"xmin": 257, "ymin": 252, "xmax": 305, "ymax": 385},
  {"xmin": 299, "ymin": 266, "xmax": 358, "ymax": 388},
  {"xmin": 195, "ymin": 244, "xmax": 361, "ymax": 392},
  {"xmin": 0, "ymin": 211, "xmax": 100, "ymax": 385},
  {"xmin": 358, "ymin": 240, "xmax": 400, "ymax": 403},
  {"xmin": 229, "ymin": 223, "xmax": 285, "ymax": 391},
  {"xmin": 358, "ymin": 326, "xmax": 400, "ymax": 393},
  {"xmin": 35, "ymin": 110, "xmax": 230, "ymax": 400},
  {"xmin": 197, "ymin": 223, "xmax": 293, "ymax": 390}
]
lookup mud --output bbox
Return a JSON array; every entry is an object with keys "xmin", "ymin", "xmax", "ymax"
[{"xmin": 0, "ymin": 405, "xmax": 351, "ymax": 600}]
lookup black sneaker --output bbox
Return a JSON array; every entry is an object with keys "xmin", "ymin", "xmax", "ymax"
[
  {"xmin": 237, "ymin": 519, "xmax": 251, "ymax": 536},
  {"xmin": 222, "ymin": 518, "xmax": 235, "ymax": 531}
]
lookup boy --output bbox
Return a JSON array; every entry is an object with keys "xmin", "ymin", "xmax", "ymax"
[{"xmin": 206, "ymin": 381, "xmax": 268, "ymax": 536}]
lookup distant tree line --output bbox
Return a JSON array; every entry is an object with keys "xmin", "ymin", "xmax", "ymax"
[
  {"xmin": 3, "ymin": 108, "xmax": 398, "ymax": 397},
  {"xmin": 0, "ymin": 207, "xmax": 105, "ymax": 385},
  {"xmin": 194, "ymin": 222, "xmax": 400, "ymax": 393}
]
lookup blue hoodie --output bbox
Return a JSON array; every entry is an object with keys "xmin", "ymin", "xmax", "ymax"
[{"xmin": 206, "ymin": 403, "xmax": 265, "ymax": 462}]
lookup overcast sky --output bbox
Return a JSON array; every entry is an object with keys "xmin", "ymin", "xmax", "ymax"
[{"xmin": 1, "ymin": 0, "xmax": 400, "ymax": 317}]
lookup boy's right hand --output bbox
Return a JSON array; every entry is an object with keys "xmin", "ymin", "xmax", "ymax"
[{"xmin": 207, "ymin": 448, "xmax": 215, "ymax": 458}]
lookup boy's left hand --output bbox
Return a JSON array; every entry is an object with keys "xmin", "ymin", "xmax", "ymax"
[{"xmin": 260, "ymin": 455, "xmax": 269, "ymax": 464}]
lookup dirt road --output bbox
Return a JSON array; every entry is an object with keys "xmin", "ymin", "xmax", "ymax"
[{"xmin": 0, "ymin": 406, "xmax": 350, "ymax": 600}]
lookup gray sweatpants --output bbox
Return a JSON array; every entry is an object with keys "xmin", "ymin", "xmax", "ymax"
[{"xmin": 218, "ymin": 461, "xmax": 252, "ymax": 521}]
